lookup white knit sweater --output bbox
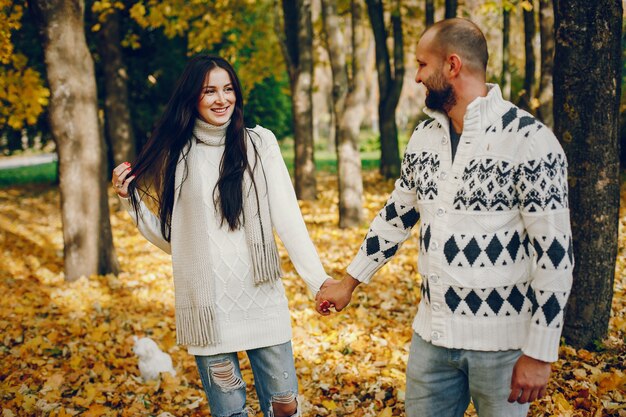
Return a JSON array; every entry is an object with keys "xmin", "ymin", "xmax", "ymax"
[
  {"xmin": 120, "ymin": 124, "xmax": 329, "ymax": 355},
  {"xmin": 348, "ymin": 85, "xmax": 573, "ymax": 362}
]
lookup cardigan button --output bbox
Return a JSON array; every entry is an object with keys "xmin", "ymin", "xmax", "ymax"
[
  {"xmin": 429, "ymin": 273, "xmax": 439, "ymax": 283},
  {"xmin": 437, "ymin": 208, "xmax": 445, "ymax": 217},
  {"xmin": 440, "ymin": 171, "xmax": 448, "ymax": 180},
  {"xmin": 431, "ymin": 331, "xmax": 441, "ymax": 340},
  {"xmin": 442, "ymin": 137, "xmax": 448, "ymax": 145},
  {"xmin": 432, "ymin": 302, "xmax": 441, "ymax": 311},
  {"xmin": 431, "ymin": 241, "xmax": 439, "ymax": 250}
]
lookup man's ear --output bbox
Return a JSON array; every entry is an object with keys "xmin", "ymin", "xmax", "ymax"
[{"xmin": 447, "ymin": 54, "xmax": 462, "ymax": 78}]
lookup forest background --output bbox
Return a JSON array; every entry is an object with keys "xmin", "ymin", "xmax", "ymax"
[{"xmin": 0, "ymin": 0, "xmax": 625, "ymax": 416}]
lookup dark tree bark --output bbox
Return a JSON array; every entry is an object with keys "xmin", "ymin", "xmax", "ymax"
[
  {"xmin": 425, "ymin": 0, "xmax": 434, "ymax": 27},
  {"xmin": 275, "ymin": 0, "xmax": 317, "ymax": 200},
  {"xmin": 501, "ymin": 6, "xmax": 511, "ymax": 100},
  {"xmin": 366, "ymin": 0, "xmax": 404, "ymax": 179},
  {"xmin": 321, "ymin": 0, "xmax": 367, "ymax": 228},
  {"xmin": 537, "ymin": 0, "xmax": 554, "ymax": 127},
  {"xmin": 520, "ymin": 0, "xmax": 536, "ymax": 112},
  {"xmin": 445, "ymin": 0, "xmax": 457, "ymax": 19},
  {"xmin": 554, "ymin": 0, "xmax": 622, "ymax": 348},
  {"xmin": 29, "ymin": 0, "xmax": 119, "ymax": 281},
  {"xmin": 98, "ymin": 8, "xmax": 136, "ymax": 168}
]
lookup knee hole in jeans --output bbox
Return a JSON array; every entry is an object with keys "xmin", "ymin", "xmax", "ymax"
[
  {"xmin": 208, "ymin": 360, "xmax": 246, "ymax": 393},
  {"xmin": 269, "ymin": 392, "xmax": 298, "ymax": 417}
]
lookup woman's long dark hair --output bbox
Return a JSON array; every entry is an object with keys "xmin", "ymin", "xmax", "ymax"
[{"xmin": 128, "ymin": 55, "xmax": 252, "ymax": 240}]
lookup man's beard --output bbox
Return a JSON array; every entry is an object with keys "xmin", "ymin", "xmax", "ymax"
[{"xmin": 424, "ymin": 72, "xmax": 456, "ymax": 112}]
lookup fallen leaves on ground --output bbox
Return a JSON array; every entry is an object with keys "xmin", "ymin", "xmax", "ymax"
[{"xmin": 0, "ymin": 172, "xmax": 624, "ymax": 417}]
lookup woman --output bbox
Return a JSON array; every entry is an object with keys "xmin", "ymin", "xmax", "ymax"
[{"xmin": 111, "ymin": 55, "xmax": 331, "ymax": 417}]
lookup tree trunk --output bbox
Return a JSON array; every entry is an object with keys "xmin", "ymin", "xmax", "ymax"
[
  {"xmin": 520, "ymin": 0, "xmax": 536, "ymax": 112},
  {"xmin": 366, "ymin": 0, "xmax": 404, "ymax": 179},
  {"xmin": 537, "ymin": 0, "xmax": 554, "ymax": 127},
  {"xmin": 321, "ymin": 0, "xmax": 367, "ymax": 228},
  {"xmin": 98, "ymin": 8, "xmax": 136, "ymax": 168},
  {"xmin": 501, "ymin": 6, "xmax": 511, "ymax": 100},
  {"xmin": 445, "ymin": 0, "xmax": 457, "ymax": 19},
  {"xmin": 554, "ymin": 0, "xmax": 622, "ymax": 348},
  {"xmin": 276, "ymin": 0, "xmax": 316, "ymax": 200},
  {"xmin": 29, "ymin": 0, "xmax": 119, "ymax": 281},
  {"xmin": 425, "ymin": 0, "xmax": 435, "ymax": 27}
]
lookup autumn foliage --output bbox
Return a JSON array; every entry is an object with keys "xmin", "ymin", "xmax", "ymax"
[{"xmin": 1, "ymin": 172, "xmax": 625, "ymax": 416}]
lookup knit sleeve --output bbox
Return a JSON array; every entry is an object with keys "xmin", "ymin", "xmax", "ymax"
[
  {"xmin": 119, "ymin": 194, "xmax": 172, "ymax": 254},
  {"xmin": 347, "ymin": 140, "xmax": 420, "ymax": 284},
  {"xmin": 254, "ymin": 126, "xmax": 330, "ymax": 296},
  {"xmin": 516, "ymin": 125, "xmax": 573, "ymax": 362}
]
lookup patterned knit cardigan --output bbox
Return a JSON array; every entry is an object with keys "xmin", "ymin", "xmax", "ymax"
[{"xmin": 347, "ymin": 85, "xmax": 573, "ymax": 362}]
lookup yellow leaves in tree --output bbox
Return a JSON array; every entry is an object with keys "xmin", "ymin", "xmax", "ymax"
[
  {"xmin": 0, "ymin": 0, "xmax": 23, "ymax": 65},
  {"xmin": 0, "ymin": 53, "xmax": 49, "ymax": 130}
]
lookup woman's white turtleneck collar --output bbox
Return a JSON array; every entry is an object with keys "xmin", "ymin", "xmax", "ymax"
[{"xmin": 193, "ymin": 118, "xmax": 231, "ymax": 146}]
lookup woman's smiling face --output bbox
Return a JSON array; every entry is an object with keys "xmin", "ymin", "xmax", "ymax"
[{"xmin": 197, "ymin": 67, "xmax": 236, "ymax": 126}]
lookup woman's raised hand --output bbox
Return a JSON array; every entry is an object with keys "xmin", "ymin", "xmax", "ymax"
[{"xmin": 111, "ymin": 162, "xmax": 135, "ymax": 198}]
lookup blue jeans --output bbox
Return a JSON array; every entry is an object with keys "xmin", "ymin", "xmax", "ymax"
[
  {"xmin": 195, "ymin": 341, "xmax": 300, "ymax": 417},
  {"xmin": 406, "ymin": 333, "xmax": 530, "ymax": 417}
]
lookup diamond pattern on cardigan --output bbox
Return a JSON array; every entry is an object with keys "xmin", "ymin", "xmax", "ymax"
[
  {"xmin": 444, "ymin": 282, "xmax": 534, "ymax": 317},
  {"xmin": 421, "ymin": 278, "xmax": 430, "ymax": 304},
  {"xmin": 362, "ymin": 230, "xmax": 402, "ymax": 263},
  {"xmin": 443, "ymin": 231, "xmax": 531, "ymax": 267},
  {"xmin": 532, "ymin": 234, "xmax": 574, "ymax": 270},
  {"xmin": 416, "ymin": 152, "xmax": 440, "ymax": 200},
  {"xmin": 529, "ymin": 289, "xmax": 569, "ymax": 328},
  {"xmin": 379, "ymin": 201, "xmax": 420, "ymax": 230},
  {"xmin": 419, "ymin": 223, "xmax": 431, "ymax": 254},
  {"xmin": 454, "ymin": 158, "xmax": 518, "ymax": 211},
  {"xmin": 518, "ymin": 152, "xmax": 568, "ymax": 212}
]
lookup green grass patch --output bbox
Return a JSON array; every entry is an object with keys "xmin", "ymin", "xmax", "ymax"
[{"xmin": 0, "ymin": 162, "xmax": 58, "ymax": 187}]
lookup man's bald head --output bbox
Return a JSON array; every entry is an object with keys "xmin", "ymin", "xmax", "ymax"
[{"xmin": 422, "ymin": 18, "xmax": 488, "ymax": 75}]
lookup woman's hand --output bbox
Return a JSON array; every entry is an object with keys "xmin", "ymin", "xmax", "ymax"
[{"xmin": 111, "ymin": 162, "xmax": 135, "ymax": 198}]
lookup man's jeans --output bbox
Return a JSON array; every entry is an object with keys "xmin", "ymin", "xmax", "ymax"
[
  {"xmin": 195, "ymin": 341, "xmax": 300, "ymax": 417},
  {"xmin": 406, "ymin": 332, "xmax": 531, "ymax": 417}
]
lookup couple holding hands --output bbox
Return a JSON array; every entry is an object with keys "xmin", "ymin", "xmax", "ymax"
[{"xmin": 112, "ymin": 18, "xmax": 572, "ymax": 417}]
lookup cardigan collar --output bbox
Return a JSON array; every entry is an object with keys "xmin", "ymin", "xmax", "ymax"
[
  {"xmin": 193, "ymin": 118, "xmax": 231, "ymax": 146},
  {"xmin": 423, "ymin": 84, "xmax": 510, "ymax": 136}
]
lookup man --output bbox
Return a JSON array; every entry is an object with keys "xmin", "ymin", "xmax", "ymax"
[{"xmin": 317, "ymin": 18, "xmax": 573, "ymax": 417}]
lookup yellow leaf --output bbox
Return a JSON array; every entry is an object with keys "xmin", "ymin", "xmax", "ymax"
[
  {"xmin": 378, "ymin": 407, "xmax": 393, "ymax": 417},
  {"xmin": 521, "ymin": 1, "xmax": 533, "ymax": 11},
  {"xmin": 553, "ymin": 392, "xmax": 573, "ymax": 411},
  {"xmin": 321, "ymin": 400, "xmax": 337, "ymax": 410}
]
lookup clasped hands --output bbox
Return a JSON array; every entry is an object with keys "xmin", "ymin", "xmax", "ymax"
[{"xmin": 315, "ymin": 274, "xmax": 360, "ymax": 315}]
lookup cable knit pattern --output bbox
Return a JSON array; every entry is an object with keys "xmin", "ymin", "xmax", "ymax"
[
  {"xmin": 120, "ymin": 123, "xmax": 329, "ymax": 355},
  {"xmin": 347, "ymin": 85, "xmax": 573, "ymax": 362}
]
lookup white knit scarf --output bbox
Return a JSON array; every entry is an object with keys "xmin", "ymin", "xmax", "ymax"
[{"xmin": 171, "ymin": 118, "xmax": 282, "ymax": 346}]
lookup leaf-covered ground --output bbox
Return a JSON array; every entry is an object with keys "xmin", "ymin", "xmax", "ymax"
[{"xmin": 1, "ymin": 172, "xmax": 624, "ymax": 417}]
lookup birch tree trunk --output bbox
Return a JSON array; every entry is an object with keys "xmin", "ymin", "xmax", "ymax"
[
  {"xmin": 29, "ymin": 0, "xmax": 119, "ymax": 281},
  {"xmin": 275, "ymin": 0, "xmax": 317, "ymax": 200},
  {"xmin": 321, "ymin": 0, "xmax": 367, "ymax": 228}
]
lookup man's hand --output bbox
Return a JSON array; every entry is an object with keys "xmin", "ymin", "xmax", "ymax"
[
  {"xmin": 508, "ymin": 354, "xmax": 551, "ymax": 404},
  {"xmin": 315, "ymin": 274, "xmax": 360, "ymax": 315}
]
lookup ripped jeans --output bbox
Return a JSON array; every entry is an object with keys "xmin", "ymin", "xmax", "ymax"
[{"xmin": 195, "ymin": 341, "xmax": 300, "ymax": 417}]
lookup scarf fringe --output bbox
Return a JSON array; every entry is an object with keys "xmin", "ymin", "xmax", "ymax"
[
  {"xmin": 251, "ymin": 242, "xmax": 282, "ymax": 285},
  {"xmin": 175, "ymin": 306, "xmax": 220, "ymax": 346}
]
